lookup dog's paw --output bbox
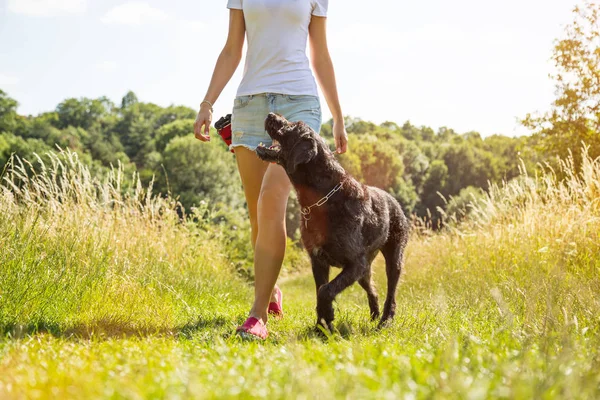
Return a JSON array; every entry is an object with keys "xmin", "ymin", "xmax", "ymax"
[
  {"xmin": 255, "ymin": 143, "xmax": 271, "ymax": 160},
  {"xmin": 255, "ymin": 143, "xmax": 281, "ymax": 163},
  {"xmin": 315, "ymin": 319, "xmax": 335, "ymax": 337},
  {"xmin": 377, "ymin": 317, "xmax": 394, "ymax": 330},
  {"xmin": 255, "ymin": 143, "xmax": 267, "ymax": 158},
  {"xmin": 370, "ymin": 310, "xmax": 381, "ymax": 321}
]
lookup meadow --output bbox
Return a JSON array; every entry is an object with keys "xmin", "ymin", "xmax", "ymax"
[{"xmin": 0, "ymin": 149, "xmax": 599, "ymax": 399}]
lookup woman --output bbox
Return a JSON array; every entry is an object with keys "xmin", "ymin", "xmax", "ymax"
[{"xmin": 194, "ymin": 0, "xmax": 347, "ymax": 340}]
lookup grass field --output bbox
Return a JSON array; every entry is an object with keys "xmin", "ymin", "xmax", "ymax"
[{"xmin": 1, "ymin": 151, "xmax": 599, "ymax": 399}]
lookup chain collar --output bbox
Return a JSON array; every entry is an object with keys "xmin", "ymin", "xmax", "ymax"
[{"xmin": 300, "ymin": 181, "xmax": 344, "ymax": 227}]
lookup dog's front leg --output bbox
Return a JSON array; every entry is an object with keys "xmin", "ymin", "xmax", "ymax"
[
  {"xmin": 311, "ymin": 254, "xmax": 330, "ymax": 294},
  {"xmin": 310, "ymin": 255, "xmax": 332, "ymax": 330},
  {"xmin": 255, "ymin": 146, "xmax": 280, "ymax": 163},
  {"xmin": 316, "ymin": 257, "xmax": 366, "ymax": 332}
]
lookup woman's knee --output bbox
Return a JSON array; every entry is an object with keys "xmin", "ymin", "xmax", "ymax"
[
  {"xmin": 258, "ymin": 185, "xmax": 290, "ymax": 214},
  {"xmin": 259, "ymin": 167, "xmax": 290, "ymax": 203}
]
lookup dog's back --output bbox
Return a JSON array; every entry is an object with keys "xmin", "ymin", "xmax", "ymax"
[{"xmin": 359, "ymin": 185, "xmax": 409, "ymax": 257}]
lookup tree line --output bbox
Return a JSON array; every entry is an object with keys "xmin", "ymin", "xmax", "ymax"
[{"xmin": 0, "ymin": 88, "xmax": 540, "ymax": 231}]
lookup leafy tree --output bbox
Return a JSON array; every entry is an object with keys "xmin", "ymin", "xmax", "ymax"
[
  {"xmin": 442, "ymin": 143, "xmax": 499, "ymax": 196},
  {"xmin": 85, "ymin": 126, "xmax": 130, "ymax": 167},
  {"xmin": 155, "ymin": 106, "xmax": 196, "ymax": 128},
  {"xmin": 483, "ymin": 134, "xmax": 540, "ymax": 181},
  {"xmin": 0, "ymin": 134, "xmax": 10, "ymax": 166},
  {"xmin": 419, "ymin": 126, "xmax": 436, "ymax": 143},
  {"xmin": 55, "ymin": 97, "xmax": 113, "ymax": 130},
  {"xmin": 0, "ymin": 90, "xmax": 19, "ymax": 133},
  {"xmin": 320, "ymin": 119, "xmax": 333, "ymax": 137},
  {"xmin": 399, "ymin": 121, "xmax": 422, "ymax": 141},
  {"xmin": 380, "ymin": 121, "xmax": 400, "ymax": 132},
  {"xmin": 114, "ymin": 102, "xmax": 161, "ymax": 164},
  {"xmin": 338, "ymin": 134, "xmax": 404, "ymax": 191},
  {"xmin": 391, "ymin": 179, "xmax": 419, "ymax": 214},
  {"xmin": 124, "ymin": 115, "xmax": 155, "ymax": 163},
  {"xmin": 436, "ymin": 127, "xmax": 459, "ymax": 143},
  {"xmin": 445, "ymin": 186, "xmax": 486, "ymax": 221},
  {"xmin": 0, "ymin": 133, "xmax": 53, "ymax": 168},
  {"xmin": 394, "ymin": 139, "xmax": 430, "ymax": 194},
  {"xmin": 138, "ymin": 151, "xmax": 164, "ymax": 184},
  {"xmin": 345, "ymin": 117, "xmax": 378, "ymax": 135},
  {"xmin": 20, "ymin": 112, "xmax": 59, "ymax": 141},
  {"xmin": 160, "ymin": 135, "xmax": 243, "ymax": 210},
  {"xmin": 155, "ymin": 119, "xmax": 194, "ymax": 152},
  {"xmin": 121, "ymin": 91, "xmax": 139, "ymax": 109},
  {"xmin": 418, "ymin": 160, "xmax": 449, "ymax": 223},
  {"xmin": 336, "ymin": 137, "xmax": 362, "ymax": 179},
  {"xmin": 522, "ymin": 1, "xmax": 600, "ymax": 165},
  {"xmin": 337, "ymin": 134, "xmax": 419, "ymax": 212}
]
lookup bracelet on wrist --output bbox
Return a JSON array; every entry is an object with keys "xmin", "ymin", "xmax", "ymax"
[{"xmin": 200, "ymin": 100, "xmax": 214, "ymax": 113}]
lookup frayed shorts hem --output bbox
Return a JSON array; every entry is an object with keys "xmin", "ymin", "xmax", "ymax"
[{"xmin": 229, "ymin": 143, "xmax": 261, "ymax": 152}]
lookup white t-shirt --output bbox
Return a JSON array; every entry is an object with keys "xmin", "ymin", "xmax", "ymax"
[{"xmin": 226, "ymin": 0, "xmax": 328, "ymax": 97}]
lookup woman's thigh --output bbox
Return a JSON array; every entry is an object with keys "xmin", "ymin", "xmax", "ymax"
[
  {"xmin": 234, "ymin": 147, "xmax": 269, "ymax": 221},
  {"xmin": 258, "ymin": 163, "xmax": 291, "ymax": 221}
]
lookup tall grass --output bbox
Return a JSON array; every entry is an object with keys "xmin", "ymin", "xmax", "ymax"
[
  {"xmin": 0, "ymin": 150, "xmax": 247, "ymax": 337},
  {"xmin": 408, "ymin": 147, "xmax": 600, "ymax": 348}
]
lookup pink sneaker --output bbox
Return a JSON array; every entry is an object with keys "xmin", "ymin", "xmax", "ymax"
[
  {"xmin": 268, "ymin": 286, "xmax": 284, "ymax": 318},
  {"xmin": 236, "ymin": 317, "xmax": 268, "ymax": 340}
]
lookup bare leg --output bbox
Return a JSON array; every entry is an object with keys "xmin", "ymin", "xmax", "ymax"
[
  {"xmin": 234, "ymin": 147, "xmax": 269, "ymax": 249},
  {"xmin": 234, "ymin": 148, "xmax": 285, "ymax": 322},
  {"xmin": 249, "ymin": 162, "xmax": 291, "ymax": 322}
]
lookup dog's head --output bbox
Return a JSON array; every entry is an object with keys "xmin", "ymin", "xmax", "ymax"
[{"xmin": 256, "ymin": 113, "xmax": 325, "ymax": 175}]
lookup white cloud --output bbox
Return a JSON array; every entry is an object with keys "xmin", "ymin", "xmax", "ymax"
[
  {"xmin": 101, "ymin": 1, "xmax": 170, "ymax": 26},
  {"xmin": 8, "ymin": 0, "xmax": 86, "ymax": 16},
  {"xmin": 0, "ymin": 73, "xmax": 19, "ymax": 86},
  {"xmin": 96, "ymin": 61, "xmax": 117, "ymax": 73}
]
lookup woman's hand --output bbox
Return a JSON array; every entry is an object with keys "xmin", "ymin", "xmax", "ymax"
[
  {"xmin": 194, "ymin": 104, "xmax": 212, "ymax": 142},
  {"xmin": 333, "ymin": 121, "xmax": 348, "ymax": 154}
]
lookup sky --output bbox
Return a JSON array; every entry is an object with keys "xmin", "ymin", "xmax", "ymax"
[{"xmin": 0, "ymin": 0, "xmax": 578, "ymax": 136}]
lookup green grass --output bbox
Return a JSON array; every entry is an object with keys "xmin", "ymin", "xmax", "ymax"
[{"xmin": 1, "ymin": 150, "xmax": 599, "ymax": 399}]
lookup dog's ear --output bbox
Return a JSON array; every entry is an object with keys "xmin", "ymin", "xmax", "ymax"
[{"xmin": 289, "ymin": 137, "xmax": 318, "ymax": 174}]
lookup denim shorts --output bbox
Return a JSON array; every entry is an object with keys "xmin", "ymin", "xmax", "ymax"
[{"xmin": 230, "ymin": 93, "xmax": 322, "ymax": 151}]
